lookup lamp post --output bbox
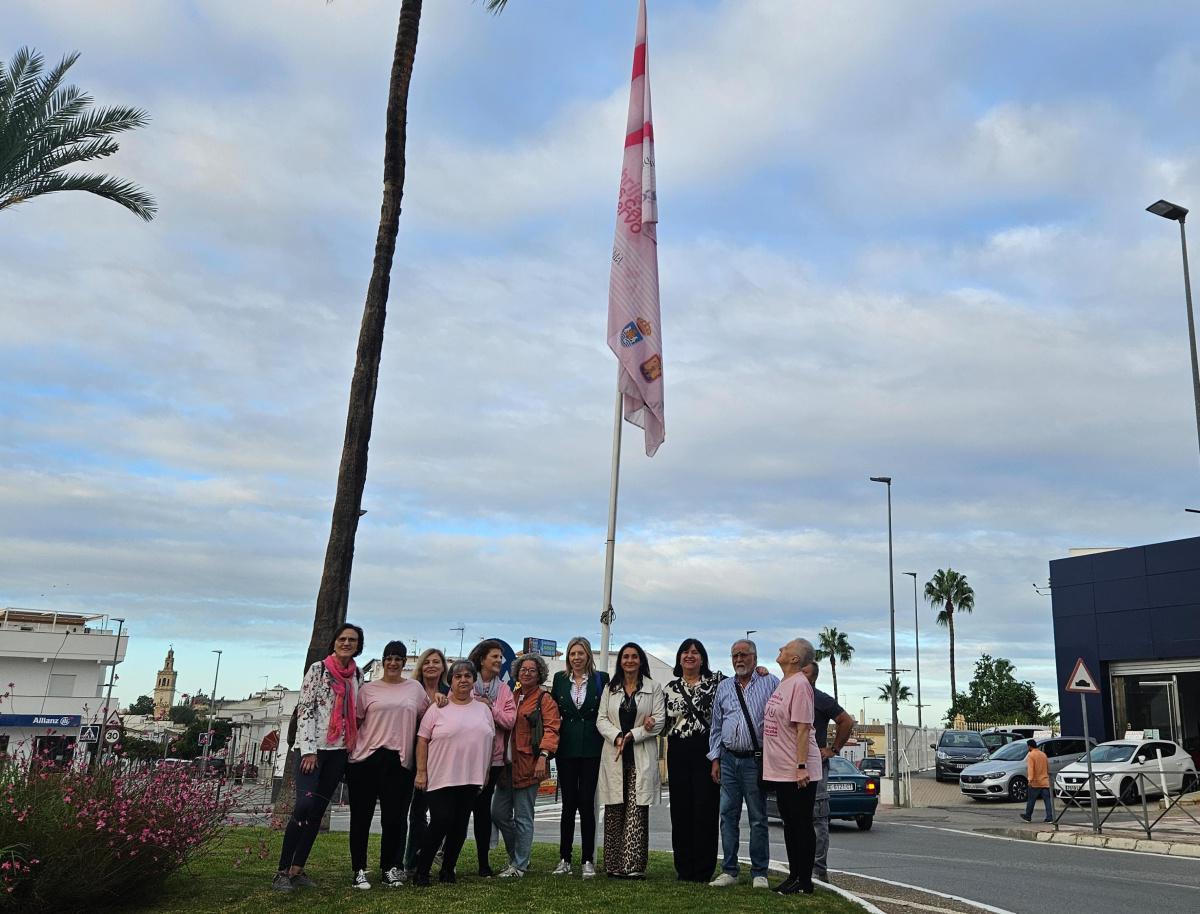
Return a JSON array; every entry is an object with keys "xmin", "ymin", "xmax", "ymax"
[
  {"xmin": 745, "ymin": 629, "xmax": 757, "ymax": 641},
  {"xmin": 869, "ymin": 476, "xmax": 901, "ymax": 807},
  {"xmin": 1147, "ymin": 199, "xmax": 1200, "ymax": 466},
  {"xmin": 904, "ymin": 572, "xmax": 923, "ymax": 730},
  {"xmin": 100, "ymin": 618, "xmax": 125, "ymax": 762},
  {"xmin": 201, "ymin": 650, "xmax": 222, "ymax": 771}
]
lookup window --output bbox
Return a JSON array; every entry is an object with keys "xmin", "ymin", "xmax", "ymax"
[
  {"xmin": 1055, "ymin": 740, "xmax": 1085, "ymax": 756},
  {"xmin": 48, "ymin": 674, "xmax": 76, "ymax": 697},
  {"xmin": 1151, "ymin": 742, "xmax": 1177, "ymax": 759}
]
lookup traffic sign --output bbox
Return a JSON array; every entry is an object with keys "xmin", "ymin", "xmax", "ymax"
[
  {"xmin": 104, "ymin": 727, "xmax": 121, "ymax": 744},
  {"xmin": 78, "ymin": 724, "xmax": 101, "ymax": 743},
  {"xmin": 198, "ymin": 731, "xmax": 212, "ymax": 746},
  {"xmin": 1065, "ymin": 658, "xmax": 1100, "ymax": 694}
]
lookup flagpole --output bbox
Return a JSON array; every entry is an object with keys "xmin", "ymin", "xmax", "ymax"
[{"xmin": 599, "ymin": 377, "xmax": 623, "ymax": 678}]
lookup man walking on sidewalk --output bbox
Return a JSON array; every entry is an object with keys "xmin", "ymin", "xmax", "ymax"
[{"xmin": 1019, "ymin": 740, "xmax": 1053, "ymax": 823}]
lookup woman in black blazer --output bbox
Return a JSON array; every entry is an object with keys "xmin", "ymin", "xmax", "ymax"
[{"xmin": 549, "ymin": 635, "xmax": 608, "ymax": 879}]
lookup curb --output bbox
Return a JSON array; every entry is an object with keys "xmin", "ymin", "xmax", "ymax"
[
  {"xmin": 743, "ymin": 856, "xmax": 886, "ymax": 914},
  {"xmin": 982, "ymin": 826, "xmax": 1200, "ymax": 857}
]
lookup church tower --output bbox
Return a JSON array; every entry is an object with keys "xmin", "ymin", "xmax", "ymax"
[{"xmin": 153, "ymin": 647, "xmax": 178, "ymax": 720}]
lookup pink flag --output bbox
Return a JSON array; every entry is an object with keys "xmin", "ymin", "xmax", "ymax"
[{"xmin": 607, "ymin": 0, "xmax": 664, "ymax": 457}]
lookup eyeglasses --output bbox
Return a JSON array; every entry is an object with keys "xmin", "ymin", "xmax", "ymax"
[{"xmin": 731, "ymin": 652, "xmax": 753, "ymax": 659}]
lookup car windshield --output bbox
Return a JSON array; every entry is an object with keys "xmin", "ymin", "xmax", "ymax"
[
  {"xmin": 1085, "ymin": 744, "xmax": 1135, "ymax": 764},
  {"xmin": 990, "ymin": 742, "xmax": 1030, "ymax": 761},
  {"xmin": 861, "ymin": 759, "xmax": 884, "ymax": 768},
  {"xmin": 829, "ymin": 757, "xmax": 858, "ymax": 776},
  {"xmin": 939, "ymin": 731, "xmax": 986, "ymax": 749}
]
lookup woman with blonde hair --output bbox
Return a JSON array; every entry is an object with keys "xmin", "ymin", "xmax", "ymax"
[
  {"xmin": 548, "ymin": 635, "xmax": 607, "ymax": 878},
  {"xmin": 404, "ymin": 648, "xmax": 449, "ymax": 876}
]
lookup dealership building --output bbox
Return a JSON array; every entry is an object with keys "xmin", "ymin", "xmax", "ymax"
[{"xmin": 1050, "ymin": 536, "xmax": 1200, "ymax": 756}]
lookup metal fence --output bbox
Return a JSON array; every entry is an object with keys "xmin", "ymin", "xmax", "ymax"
[{"xmin": 1054, "ymin": 770, "xmax": 1199, "ymax": 839}]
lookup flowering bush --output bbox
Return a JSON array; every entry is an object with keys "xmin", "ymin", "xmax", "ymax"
[{"xmin": 0, "ymin": 748, "xmax": 236, "ymax": 911}]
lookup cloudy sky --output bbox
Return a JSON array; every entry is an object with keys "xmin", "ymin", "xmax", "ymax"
[{"xmin": 5, "ymin": 0, "xmax": 1200, "ymax": 723}]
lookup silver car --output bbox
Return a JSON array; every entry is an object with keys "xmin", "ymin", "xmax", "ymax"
[{"xmin": 959, "ymin": 737, "xmax": 1095, "ymax": 802}]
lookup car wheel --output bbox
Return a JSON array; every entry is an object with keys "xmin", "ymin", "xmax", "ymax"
[
  {"xmin": 1119, "ymin": 778, "xmax": 1139, "ymax": 805},
  {"xmin": 1009, "ymin": 776, "xmax": 1027, "ymax": 802},
  {"xmin": 856, "ymin": 815, "xmax": 873, "ymax": 831}
]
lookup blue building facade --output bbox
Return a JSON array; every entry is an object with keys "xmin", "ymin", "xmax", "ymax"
[{"xmin": 1050, "ymin": 536, "xmax": 1200, "ymax": 753}]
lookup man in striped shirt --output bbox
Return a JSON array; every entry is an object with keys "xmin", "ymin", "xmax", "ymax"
[{"xmin": 707, "ymin": 639, "xmax": 780, "ymax": 889}]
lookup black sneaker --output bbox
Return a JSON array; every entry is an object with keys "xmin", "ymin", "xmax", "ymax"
[
  {"xmin": 1019, "ymin": 814, "xmax": 1032, "ymax": 822},
  {"xmin": 439, "ymin": 870, "xmax": 457, "ymax": 884},
  {"xmin": 413, "ymin": 871, "xmax": 431, "ymax": 888},
  {"xmin": 775, "ymin": 876, "xmax": 800, "ymax": 895},
  {"xmin": 271, "ymin": 872, "xmax": 294, "ymax": 892},
  {"xmin": 478, "ymin": 865, "xmax": 495, "ymax": 878},
  {"xmin": 290, "ymin": 871, "xmax": 315, "ymax": 889}
]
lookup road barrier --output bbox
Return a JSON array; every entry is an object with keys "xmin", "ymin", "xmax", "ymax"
[{"xmin": 1054, "ymin": 769, "xmax": 1200, "ymax": 839}]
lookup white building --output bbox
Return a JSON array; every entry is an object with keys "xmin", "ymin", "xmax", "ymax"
[
  {"xmin": 0, "ymin": 607, "xmax": 128, "ymax": 762},
  {"xmin": 213, "ymin": 685, "xmax": 298, "ymax": 779}
]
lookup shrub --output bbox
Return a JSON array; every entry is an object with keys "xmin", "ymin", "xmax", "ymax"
[{"xmin": 0, "ymin": 746, "xmax": 236, "ymax": 912}]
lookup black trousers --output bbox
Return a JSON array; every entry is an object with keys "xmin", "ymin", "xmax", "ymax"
[
  {"xmin": 277, "ymin": 749, "xmax": 348, "ymax": 871},
  {"xmin": 471, "ymin": 765, "xmax": 503, "ymax": 872},
  {"xmin": 772, "ymin": 780, "xmax": 818, "ymax": 890},
  {"xmin": 405, "ymin": 786, "xmax": 430, "ymax": 870},
  {"xmin": 417, "ymin": 785, "xmax": 478, "ymax": 877},
  {"xmin": 557, "ymin": 755, "xmax": 601, "ymax": 864},
  {"xmin": 667, "ymin": 734, "xmax": 720, "ymax": 882},
  {"xmin": 346, "ymin": 748, "xmax": 415, "ymax": 873}
]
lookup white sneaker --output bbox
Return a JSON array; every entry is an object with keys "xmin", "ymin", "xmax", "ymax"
[
  {"xmin": 497, "ymin": 865, "xmax": 524, "ymax": 878},
  {"xmin": 382, "ymin": 867, "xmax": 405, "ymax": 887},
  {"xmin": 552, "ymin": 859, "xmax": 572, "ymax": 876},
  {"xmin": 753, "ymin": 876, "xmax": 770, "ymax": 889},
  {"xmin": 709, "ymin": 873, "xmax": 738, "ymax": 887},
  {"xmin": 352, "ymin": 869, "xmax": 371, "ymax": 890},
  {"xmin": 581, "ymin": 862, "xmax": 596, "ymax": 879}
]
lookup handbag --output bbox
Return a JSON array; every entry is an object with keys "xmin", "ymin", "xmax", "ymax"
[{"xmin": 734, "ymin": 679, "xmax": 770, "ymax": 794}]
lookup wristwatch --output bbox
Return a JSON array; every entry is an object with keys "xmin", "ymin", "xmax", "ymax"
[
  {"xmin": 539, "ymin": 751, "xmax": 550, "ymax": 759},
  {"xmin": 796, "ymin": 763, "xmax": 806, "ymax": 769}
]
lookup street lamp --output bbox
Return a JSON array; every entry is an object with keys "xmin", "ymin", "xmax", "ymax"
[
  {"xmin": 745, "ymin": 629, "xmax": 757, "ymax": 641},
  {"xmin": 101, "ymin": 618, "xmax": 125, "ymax": 762},
  {"xmin": 1147, "ymin": 199, "xmax": 1200, "ymax": 467},
  {"xmin": 869, "ymin": 476, "xmax": 901, "ymax": 808},
  {"xmin": 201, "ymin": 650, "xmax": 222, "ymax": 771},
  {"xmin": 904, "ymin": 572, "xmax": 923, "ymax": 730}
]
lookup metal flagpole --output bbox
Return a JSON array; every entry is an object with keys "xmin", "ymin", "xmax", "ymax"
[{"xmin": 599, "ymin": 377, "xmax": 624, "ymax": 678}]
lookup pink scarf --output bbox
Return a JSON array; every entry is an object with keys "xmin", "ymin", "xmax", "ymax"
[{"xmin": 323, "ymin": 655, "xmax": 358, "ymax": 752}]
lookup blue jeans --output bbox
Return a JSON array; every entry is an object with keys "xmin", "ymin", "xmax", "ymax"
[
  {"xmin": 492, "ymin": 781, "xmax": 538, "ymax": 872},
  {"xmin": 1025, "ymin": 786, "xmax": 1053, "ymax": 821},
  {"xmin": 718, "ymin": 753, "xmax": 769, "ymax": 878}
]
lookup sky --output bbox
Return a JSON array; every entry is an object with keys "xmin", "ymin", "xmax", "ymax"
[{"xmin": 5, "ymin": 0, "xmax": 1200, "ymax": 725}]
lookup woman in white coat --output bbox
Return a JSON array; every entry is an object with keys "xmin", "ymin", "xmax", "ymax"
[{"xmin": 596, "ymin": 642, "xmax": 666, "ymax": 879}]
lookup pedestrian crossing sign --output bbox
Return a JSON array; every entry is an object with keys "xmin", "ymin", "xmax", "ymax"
[{"xmin": 78, "ymin": 724, "xmax": 101, "ymax": 742}]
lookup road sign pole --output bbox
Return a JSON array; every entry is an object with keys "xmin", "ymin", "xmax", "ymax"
[{"xmin": 1080, "ymin": 692, "xmax": 1099, "ymax": 832}]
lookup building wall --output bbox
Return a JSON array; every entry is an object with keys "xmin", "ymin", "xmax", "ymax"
[{"xmin": 1049, "ymin": 535, "xmax": 1200, "ymax": 741}]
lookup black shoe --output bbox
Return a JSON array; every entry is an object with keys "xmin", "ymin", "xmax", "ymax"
[
  {"xmin": 478, "ymin": 866, "xmax": 495, "ymax": 879},
  {"xmin": 776, "ymin": 877, "xmax": 801, "ymax": 895},
  {"xmin": 1043, "ymin": 818, "xmax": 1054, "ymax": 823},
  {"xmin": 439, "ymin": 870, "xmax": 457, "ymax": 884},
  {"xmin": 1019, "ymin": 814, "xmax": 1032, "ymax": 822},
  {"xmin": 412, "ymin": 871, "xmax": 431, "ymax": 888}
]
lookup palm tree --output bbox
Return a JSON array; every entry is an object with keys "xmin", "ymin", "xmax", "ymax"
[
  {"xmin": 923, "ymin": 568, "xmax": 975, "ymax": 714},
  {"xmin": 814, "ymin": 626, "xmax": 854, "ymax": 704},
  {"xmin": 0, "ymin": 47, "xmax": 154, "ymax": 219},
  {"xmin": 303, "ymin": 0, "xmax": 510, "ymax": 671},
  {"xmin": 878, "ymin": 676, "xmax": 912, "ymax": 704}
]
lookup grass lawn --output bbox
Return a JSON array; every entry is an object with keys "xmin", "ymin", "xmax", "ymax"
[{"xmin": 125, "ymin": 827, "xmax": 861, "ymax": 914}]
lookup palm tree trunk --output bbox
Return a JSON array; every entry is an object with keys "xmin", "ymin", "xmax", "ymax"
[
  {"xmin": 275, "ymin": 0, "xmax": 423, "ymax": 833},
  {"xmin": 830, "ymin": 657, "xmax": 839, "ymax": 704},
  {"xmin": 947, "ymin": 606, "xmax": 957, "ymax": 714},
  {"xmin": 304, "ymin": 0, "xmax": 423, "ymax": 672}
]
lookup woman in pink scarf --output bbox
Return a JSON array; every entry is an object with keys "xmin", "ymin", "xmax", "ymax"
[{"xmin": 273, "ymin": 623, "xmax": 364, "ymax": 892}]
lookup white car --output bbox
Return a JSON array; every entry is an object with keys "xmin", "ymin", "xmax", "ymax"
[{"xmin": 1054, "ymin": 739, "xmax": 1197, "ymax": 804}]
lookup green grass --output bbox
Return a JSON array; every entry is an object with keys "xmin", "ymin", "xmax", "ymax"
[{"xmin": 125, "ymin": 827, "xmax": 860, "ymax": 914}]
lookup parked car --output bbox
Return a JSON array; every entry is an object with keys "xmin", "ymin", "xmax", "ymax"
[
  {"xmin": 1055, "ymin": 739, "xmax": 1198, "ymax": 804},
  {"xmin": 933, "ymin": 730, "xmax": 991, "ymax": 782},
  {"xmin": 979, "ymin": 729, "xmax": 1024, "ymax": 753},
  {"xmin": 859, "ymin": 756, "xmax": 886, "ymax": 777},
  {"xmin": 960, "ymin": 737, "xmax": 1095, "ymax": 801},
  {"xmin": 767, "ymin": 756, "xmax": 880, "ymax": 830}
]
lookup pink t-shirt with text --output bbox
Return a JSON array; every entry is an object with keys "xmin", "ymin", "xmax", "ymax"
[
  {"xmin": 762, "ymin": 673, "xmax": 823, "ymax": 784},
  {"xmin": 350, "ymin": 678, "xmax": 429, "ymax": 765},
  {"xmin": 417, "ymin": 699, "xmax": 495, "ymax": 792}
]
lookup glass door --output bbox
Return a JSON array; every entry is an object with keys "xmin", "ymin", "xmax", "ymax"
[{"xmin": 1111, "ymin": 674, "xmax": 1181, "ymax": 743}]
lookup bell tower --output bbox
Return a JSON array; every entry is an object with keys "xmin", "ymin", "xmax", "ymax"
[{"xmin": 153, "ymin": 646, "xmax": 178, "ymax": 720}]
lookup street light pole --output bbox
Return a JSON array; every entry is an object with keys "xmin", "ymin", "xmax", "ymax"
[
  {"xmin": 904, "ymin": 572, "xmax": 923, "ymax": 731},
  {"xmin": 870, "ymin": 476, "xmax": 901, "ymax": 808},
  {"xmin": 1147, "ymin": 199, "xmax": 1200, "ymax": 466},
  {"xmin": 100, "ymin": 618, "xmax": 125, "ymax": 763},
  {"xmin": 201, "ymin": 649, "xmax": 222, "ymax": 771}
]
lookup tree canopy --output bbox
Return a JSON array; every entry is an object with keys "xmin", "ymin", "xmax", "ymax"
[
  {"xmin": 948, "ymin": 654, "xmax": 1055, "ymax": 724},
  {"xmin": 126, "ymin": 695, "xmax": 154, "ymax": 715}
]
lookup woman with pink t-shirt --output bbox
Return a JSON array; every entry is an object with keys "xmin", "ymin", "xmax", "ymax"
[
  {"xmin": 762, "ymin": 638, "xmax": 823, "ymax": 896},
  {"xmin": 346, "ymin": 640, "xmax": 434, "ymax": 890},
  {"xmin": 412, "ymin": 659, "xmax": 496, "ymax": 887}
]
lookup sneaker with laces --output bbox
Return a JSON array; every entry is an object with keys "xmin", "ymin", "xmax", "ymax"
[
  {"xmin": 752, "ymin": 876, "xmax": 770, "ymax": 889},
  {"xmin": 581, "ymin": 862, "xmax": 596, "ymax": 879},
  {"xmin": 552, "ymin": 859, "xmax": 572, "ymax": 876},
  {"xmin": 271, "ymin": 872, "xmax": 294, "ymax": 892},
  {"xmin": 290, "ymin": 871, "xmax": 316, "ymax": 889},
  {"xmin": 352, "ymin": 869, "xmax": 371, "ymax": 890},
  {"xmin": 497, "ymin": 864, "xmax": 525, "ymax": 878},
  {"xmin": 382, "ymin": 867, "xmax": 405, "ymax": 887},
  {"xmin": 709, "ymin": 872, "xmax": 738, "ymax": 887}
]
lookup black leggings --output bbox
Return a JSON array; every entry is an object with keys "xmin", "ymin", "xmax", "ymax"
[
  {"xmin": 346, "ymin": 749, "xmax": 415, "ymax": 873},
  {"xmin": 417, "ymin": 785, "xmax": 478, "ymax": 877},
  {"xmin": 772, "ymin": 780, "xmax": 818, "ymax": 890},
  {"xmin": 557, "ymin": 755, "xmax": 601, "ymax": 864},
  {"xmin": 278, "ymin": 749, "xmax": 348, "ymax": 871},
  {"xmin": 668, "ymin": 734, "xmax": 720, "ymax": 881},
  {"xmin": 471, "ymin": 765, "xmax": 503, "ymax": 872},
  {"xmin": 405, "ymin": 787, "xmax": 430, "ymax": 870}
]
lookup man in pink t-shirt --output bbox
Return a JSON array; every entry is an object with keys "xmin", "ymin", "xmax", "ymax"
[{"xmin": 762, "ymin": 638, "xmax": 822, "ymax": 897}]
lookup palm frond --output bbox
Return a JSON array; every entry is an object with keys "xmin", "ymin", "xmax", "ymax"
[
  {"xmin": 482, "ymin": 0, "xmax": 510, "ymax": 13},
  {"xmin": 1, "ymin": 169, "xmax": 156, "ymax": 220}
]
